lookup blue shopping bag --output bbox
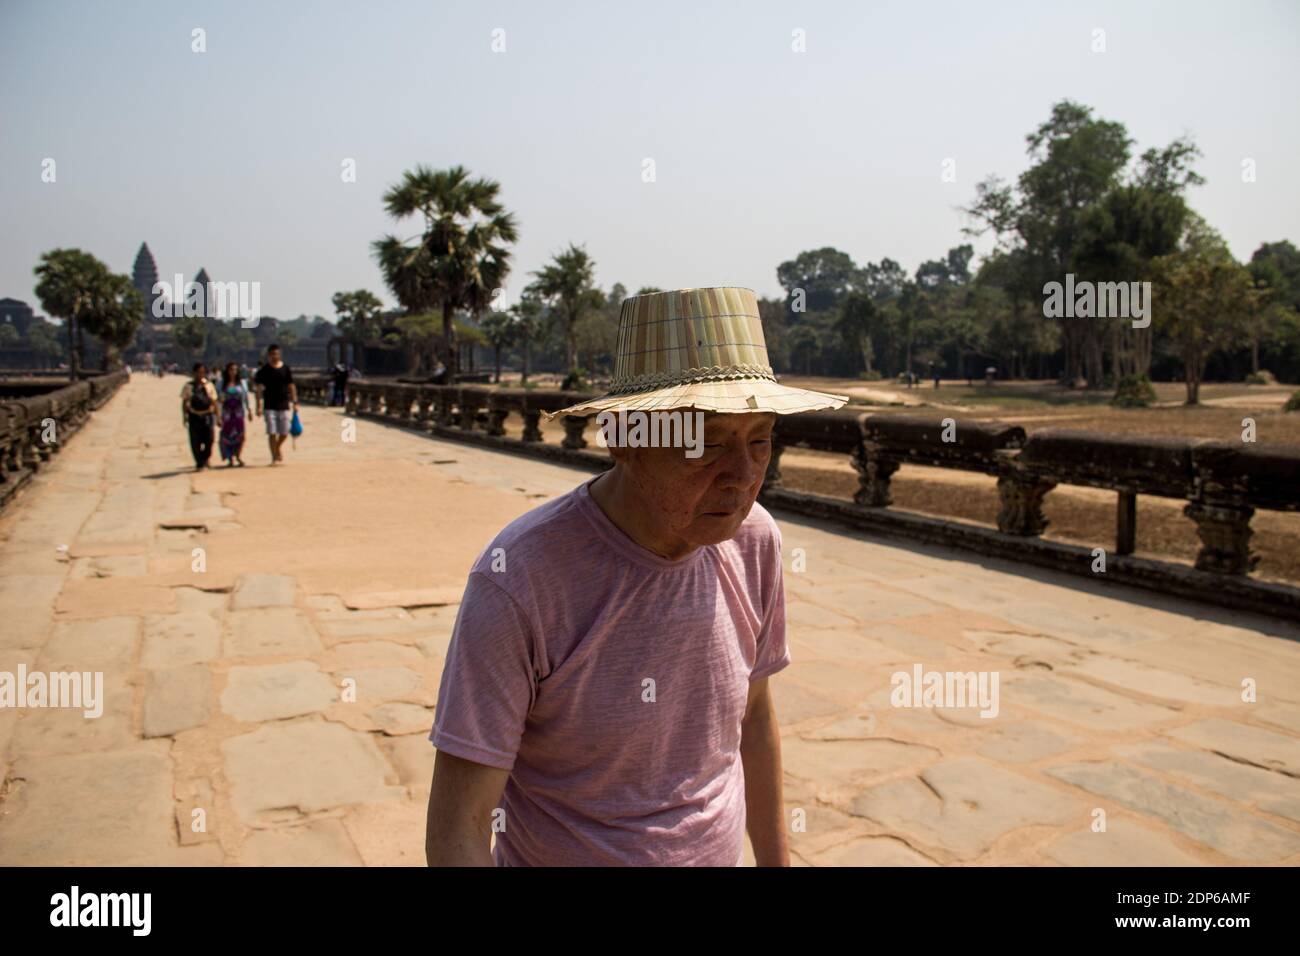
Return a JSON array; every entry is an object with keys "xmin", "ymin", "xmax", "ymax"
[{"xmin": 290, "ymin": 410, "xmax": 303, "ymax": 446}]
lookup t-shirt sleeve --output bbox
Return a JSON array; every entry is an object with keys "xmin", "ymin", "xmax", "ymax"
[
  {"xmin": 253, "ymin": 367, "xmax": 264, "ymax": 387},
  {"xmin": 430, "ymin": 571, "xmax": 538, "ymax": 771},
  {"xmin": 750, "ymin": 529, "xmax": 790, "ymax": 681}
]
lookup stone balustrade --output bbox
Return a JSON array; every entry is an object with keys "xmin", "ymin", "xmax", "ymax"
[
  {"xmin": 297, "ymin": 375, "xmax": 1300, "ymax": 616},
  {"xmin": 0, "ymin": 369, "xmax": 129, "ymax": 508}
]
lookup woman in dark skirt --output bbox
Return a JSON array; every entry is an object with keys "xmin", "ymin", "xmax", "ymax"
[{"xmin": 218, "ymin": 362, "xmax": 251, "ymax": 467}]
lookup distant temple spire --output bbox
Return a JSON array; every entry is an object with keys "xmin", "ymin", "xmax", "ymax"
[
  {"xmin": 132, "ymin": 243, "xmax": 158, "ymax": 298},
  {"xmin": 130, "ymin": 241, "xmax": 171, "ymax": 353}
]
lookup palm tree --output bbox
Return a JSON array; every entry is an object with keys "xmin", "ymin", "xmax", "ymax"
[
  {"xmin": 82, "ymin": 271, "xmax": 143, "ymax": 370},
  {"xmin": 33, "ymin": 249, "xmax": 103, "ymax": 379},
  {"xmin": 528, "ymin": 244, "xmax": 600, "ymax": 373},
  {"xmin": 331, "ymin": 290, "xmax": 385, "ymax": 347},
  {"xmin": 372, "ymin": 165, "xmax": 518, "ymax": 379},
  {"xmin": 509, "ymin": 294, "xmax": 544, "ymax": 385},
  {"xmin": 480, "ymin": 311, "xmax": 515, "ymax": 383}
]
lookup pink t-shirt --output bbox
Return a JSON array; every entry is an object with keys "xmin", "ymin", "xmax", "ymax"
[{"xmin": 429, "ymin": 476, "xmax": 789, "ymax": 866}]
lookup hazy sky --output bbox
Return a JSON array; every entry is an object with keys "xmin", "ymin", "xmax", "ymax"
[{"xmin": 3, "ymin": 0, "xmax": 1297, "ymax": 320}]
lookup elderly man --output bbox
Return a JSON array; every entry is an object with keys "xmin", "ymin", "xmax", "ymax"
[{"xmin": 425, "ymin": 287, "xmax": 845, "ymax": 866}]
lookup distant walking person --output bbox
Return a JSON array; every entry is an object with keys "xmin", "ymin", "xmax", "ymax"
[
  {"xmin": 218, "ymin": 362, "xmax": 251, "ymax": 467},
  {"xmin": 254, "ymin": 343, "xmax": 297, "ymax": 464},
  {"xmin": 180, "ymin": 363, "xmax": 219, "ymax": 471},
  {"xmin": 331, "ymin": 362, "xmax": 349, "ymax": 406}
]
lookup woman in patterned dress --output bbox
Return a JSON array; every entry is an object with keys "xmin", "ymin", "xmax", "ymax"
[{"xmin": 218, "ymin": 362, "xmax": 251, "ymax": 467}]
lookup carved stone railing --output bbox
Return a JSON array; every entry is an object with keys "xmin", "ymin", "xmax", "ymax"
[
  {"xmin": 296, "ymin": 377, "xmax": 1300, "ymax": 618},
  {"xmin": 1, "ymin": 369, "xmax": 129, "ymax": 509}
]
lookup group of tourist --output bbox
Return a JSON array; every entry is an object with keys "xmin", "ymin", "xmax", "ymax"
[{"xmin": 179, "ymin": 343, "xmax": 298, "ymax": 470}]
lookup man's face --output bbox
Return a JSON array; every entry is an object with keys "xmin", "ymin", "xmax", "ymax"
[
  {"xmin": 615, "ymin": 411, "xmax": 776, "ymax": 549},
  {"xmin": 267, "ymin": 348, "xmax": 280, "ymax": 363},
  {"xmin": 194, "ymin": 366, "xmax": 205, "ymax": 380}
]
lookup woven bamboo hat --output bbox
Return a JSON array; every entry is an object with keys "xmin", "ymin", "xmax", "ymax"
[{"xmin": 547, "ymin": 287, "xmax": 847, "ymax": 418}]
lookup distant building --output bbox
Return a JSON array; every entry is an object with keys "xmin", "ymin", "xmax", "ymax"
[
  {"xmin": 0, "ymin": 297, "xmax": 36, "ymax": 337},
  {"xmin": 0, "ymin": 299, "xmax": 63, "ymax": 370},
  {"xmin": 131, "ymin": 242, "xmax": 173, "ymax": 357}
]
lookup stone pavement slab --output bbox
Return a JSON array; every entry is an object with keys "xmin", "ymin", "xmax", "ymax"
[{"xmin": 1, "ymin": 375, "xmax": 1297, "ymax": 866}]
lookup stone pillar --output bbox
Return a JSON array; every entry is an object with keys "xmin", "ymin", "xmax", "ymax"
[
  {"xmin": 346, "ymin": 388, "xmax": 360, "ymax": 416},
  {"xmin": 486, "ymin": 403, "xmax": 509, "ymax": 437},
  {"xmin": 1116, "ymin": 491, "xmax": 1137, "ymax": 556},
  {"xmin": 522, "ymin": 409, "xmax": 543, "ymax": 443},
  {"xmin": 389, "ymin": 388, "xmax": 411, "ymax": 421},
  {"xmin": 435, "ymin": 390, "xmax": 455, "ymax": 427},
  {"xmin": 415, "ymin": 393, "xmax": 433, "ymax": 427},
  {"xmin": 0, "ymin": 435, "xmax": 16, "ymax": 480},
  {"xmin": 852, "ymin": 445, "xmax": 899, "ymax": 507},
  {"xmin": 561, "ymin": 415, "xmax": 588, "ymax": 450},
  {"xmin": 996, "ymin": 474, "xmax": 1056, "ymax": 535},
  {"xmin": 459, "ymin": 395, "xmax": 484, "ymax": 431},
  {"xmin": 22, "ymin": 429, "xmax": 42, "ymax": 468},
  {"xmin": 1184, "ymin": 502, "xmax": 1258, "ymax": 575}
]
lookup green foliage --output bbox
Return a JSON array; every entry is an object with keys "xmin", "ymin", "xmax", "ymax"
[
  {"xmin": 1111, "ymin": 373, "xmax": 1157, "ymax": 407},
  {"xmin": 560, "ymin": 367, "xmax": 589, "ymax": 391},
  {"xmin": 964, "ymin": 100, "xmax": 1203, "ymax": 387},
  {"xmin": 527, "ymin": 244, "xmax": 600, "ymax": 372},
  {"xmin": 479, "ymin": 311, "xmax": 515, "ymax": 350},
  {"xmin": 1284, "ymin": 390, "xmax": 1300, "ymax": 413},
  {"xmin": 173, "ymin": 314, "xmax": 206, "ymax": 354},
  {"xmin": 1151, "ymin": 216, "xmax": 1259, "ymax": 404},
  {"xmin": 33, "ymin": 248, "xmax": 141, "ymax": 373},
  {"xmin": 25, "ymin": 321, "xmax": 63, "ymax": 362},
  {"xmin": 777, "ymin": 247, "xmax": 859, "ymax": 312},
  {"xmin": 372, "ymin": 164, "xmax": 517, "ymax": 374},
  {"xmin": 332, "ymin": 289, "xmax": 385, "ymax": 343}
]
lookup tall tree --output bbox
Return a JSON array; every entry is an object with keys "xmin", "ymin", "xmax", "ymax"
[
  {"xmin": 332, "ymin": 290, "xmax": 385, "ymax": 347},
  {"xmin": 373, "ymin": 165, "xmax": 518, "ymax": 378},
  {"xmin": 479, "ymin": 311, "xmax": 515, "ymax": 383},
  {"xmin": 836, "ymin": 292, "xmax": 880, "ymax": 374},
  {"xmin": 528, "ymin": 244, "xmax": 600, "ymax": 373},
  {"xmin": 777, "ymin": 247, "xmax": 860, "ymax": 313},
  {"xmin": 82, "ymin": 271, "xmax": 144, "ymax": 370},
  {"xmin": 1074, "ymin": 138, "xmax": 1202, "ymax": 386},
  {"xmin": 33, "ymin": 249, "xmax": 106, "ymax": 379},
  {"xmin": 1151, "ymin": 217, "xmax": 1258, "ymax": 404},
  {"xmin": 509, "ymin": 293, "xmax": 544, "ymax": 384},
  {"xmin": 964, "ymin": 100, "xmax": 1133, "ymax": 387}
]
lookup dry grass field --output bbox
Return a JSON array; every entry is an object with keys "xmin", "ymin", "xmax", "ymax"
[{"xmin": 485, "ymin": 375, "xmax": 1299, "ymax": 583}]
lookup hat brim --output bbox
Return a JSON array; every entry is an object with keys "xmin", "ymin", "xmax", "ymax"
[{"xmin": 544, "ymin": 379, "xmax": 848, "ymax": 420}]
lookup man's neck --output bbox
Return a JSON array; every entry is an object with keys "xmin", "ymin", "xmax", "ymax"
[{"xmin": 588, "ymin": 469, "xmax": 696, "ymax": 562}]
